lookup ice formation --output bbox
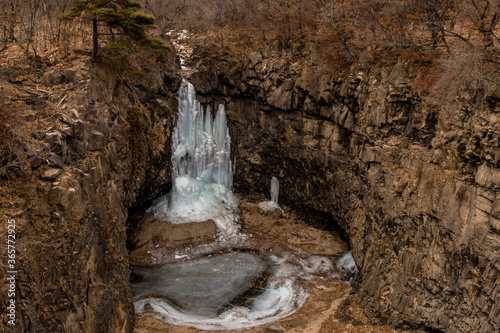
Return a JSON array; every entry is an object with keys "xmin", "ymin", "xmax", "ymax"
[
  {"xmin": 148, "ymin": 79, "xmax": 239, "ymax": 234},
  {"xmin": 336, "ymin": 251, "xmax": 359, "ymax": 283},
  {"xmin": 133, "ymin": 252, "xmax": 267, "ymax": 316},
  {"xmin": 258, "ymin": 176, "xmax": 282, "ymax": 212},
  {"xmin": 271, "ymin": 176, "xmax": 279, "ymax": 203}
]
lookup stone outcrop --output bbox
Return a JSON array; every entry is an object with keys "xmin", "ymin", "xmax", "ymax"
[
  {"xmin": 188, "ymin": 41, "xmax": 500, "ymax": 332},
  {"xmin": 0, "ymin": 51, "xmax": 181, "ymax": 333}
]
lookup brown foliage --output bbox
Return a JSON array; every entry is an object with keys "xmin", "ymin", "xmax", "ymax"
[
  {"xmin": 195, "ymin": 1, "xmax": 499, "ymax": 92},
  {"xmin": 0, "ymin": 100, "xmax": 16, "ymax": 149},
  {"xmin": 0, "ymin": 0, "xmax": 496, "ymax": 100},
  {"xmin": 0, "ymin": 100, "xmax": 22, "ymax": 176},
  {"xmin": 0, "ymin": 0, "xmax": 71, "ymax": 58}
]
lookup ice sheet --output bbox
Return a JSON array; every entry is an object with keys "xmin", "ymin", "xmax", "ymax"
[{"xmin": 133, "ymin": 252, "xmax": 266, "ymax": 316}]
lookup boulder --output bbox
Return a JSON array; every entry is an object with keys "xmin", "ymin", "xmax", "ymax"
[
  {"xmin": 47, "ymin": 153, "xmax": 64, "ymax": 168},
  {"xmin": 44, "ymin": 69, "xmax": 77, "ymax": 86},
  {"xmin": 71, "ymin": 119, "xmax": 87, "ymax": 141},
  {"xmin": 43, "ymin": 131, "xmax": 67, "ymax": 157},
  {"xmin": 89, "ymin": 130, "xmax": 106, "ymax": 151},
  {"xmin": 68, "ymin": 139, "xmax": 87, "ymax": 158},
  {"xmin": 40, "ymin": 167, "xmax": 62, "ymax": 181}
]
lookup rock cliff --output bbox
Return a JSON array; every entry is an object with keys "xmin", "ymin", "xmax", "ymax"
[
  {"xmin": 188, "ymin": 41, "xmax": 500, "ymax": 332},
  {"xmin": 0, "ymin": 52, "xmax": 181, "ymax": 333}
]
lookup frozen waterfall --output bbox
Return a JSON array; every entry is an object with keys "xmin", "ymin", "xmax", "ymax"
[
  {"xmin": 148, "ymin": 79, "xmax": 239, "ymax": 234},
  {"xmin": 171, "ymin": 80, "xmax": 233, "ymax": 188},
  {"xmin": 135, "ymin": 79, "xmax": 357, "ymax": 332}
]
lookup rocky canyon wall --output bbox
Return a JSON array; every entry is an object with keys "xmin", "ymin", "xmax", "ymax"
[
  {"xmin": 2, "ymin": 38, "xmax": 498, "ymax": 333},
  {"xmin": 189, "ymin": 42, "xmax": 500, "ymax": 332},
  {"xmin": 0, "ymin": 52, "xmax": 181, "ymax": 333}
]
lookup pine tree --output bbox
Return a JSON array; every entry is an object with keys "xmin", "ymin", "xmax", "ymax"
[{"xmin": 58, "ymin": 0, "xmax": 171, "ymax": 60}]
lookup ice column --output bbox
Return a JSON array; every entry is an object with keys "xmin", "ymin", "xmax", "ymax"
[
  {"xmin": 336, "ymin": 251, "xmax": 358, "ymax": 283},
  {"xmin": 257, "ymin": 176, "xmax": 282, "ymax": 212},
  {"xmin": 171, "ymin": 81, "xmax": 234, "ymax": 187},
  {"xmin": 271, "ymin": 176, "xmax": 279, "ymax": 204}
]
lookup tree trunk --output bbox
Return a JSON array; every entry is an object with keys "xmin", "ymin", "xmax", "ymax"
[{"xmin": 92, "ymin": 18, "xmax": 98, "ymax": 60}]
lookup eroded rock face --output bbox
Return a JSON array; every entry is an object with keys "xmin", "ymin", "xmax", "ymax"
[
  {"xmin": 0, "ymin": 52, "xmax": 181, "ymax": 333},
  {"xmin": 189, "ymin": 42, "xmax": 500, "ymax": 332}
]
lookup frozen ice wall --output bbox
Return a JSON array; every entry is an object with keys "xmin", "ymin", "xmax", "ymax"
[
  {"xmin": 171, "ymin": 80, "xmax": 233, "ymax": 188},
  {"xmin": 149, "ymin": 79, "xmax": 239, "ymax": 233}
]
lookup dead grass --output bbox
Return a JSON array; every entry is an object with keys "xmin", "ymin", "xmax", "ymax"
[{"xmin": 0, "ymin": 44, "xmax": 90, "ymax": 178}]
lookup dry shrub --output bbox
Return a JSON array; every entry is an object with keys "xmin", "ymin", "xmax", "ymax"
[
  {"xmin": 412, "ymin": 44, "xmax": 499, "ymax": 130},
  {"xmin": 432, "ymin": 46, "xmax": 499, "ymax": 104},
  {"xmin": 0, "ymin": 101, "xmax": 16, "ymax": 147},
  {"xmin": 433, "ymin": 48, "xmax": 486, "ymax": 101}
]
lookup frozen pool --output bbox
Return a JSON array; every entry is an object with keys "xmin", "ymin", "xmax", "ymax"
[
  {"xmin": 133, "ymin": 252, "xmax": 266, "ymax": 317},
  {"xmin": 132, "ymin": 246, "xmax": 338, "ymax": 330}
]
